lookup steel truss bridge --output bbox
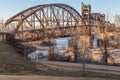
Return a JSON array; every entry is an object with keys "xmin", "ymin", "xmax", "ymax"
[
  {"xmin": 4, "ymin": 3, "xmax": 118, "ymax": 65},
  {"xmin": 5, "ymin": 3, "xmax": 90, "ymax": 44}
]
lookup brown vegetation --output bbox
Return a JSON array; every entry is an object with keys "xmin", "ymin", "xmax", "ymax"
[{"xmin": 0, "ymin": 41, "xmax": 40, "ymax": 74}]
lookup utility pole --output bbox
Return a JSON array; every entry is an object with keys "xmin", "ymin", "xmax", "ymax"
[
  {"xmin": 104, "ymin": 37, "xmax": 108, "ymax": 65},
  {"xmin": 103, "ymin": 21, "xmax": 109, "ymax": 65}
]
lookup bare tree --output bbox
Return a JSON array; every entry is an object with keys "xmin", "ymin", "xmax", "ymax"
[
  {"xmin": 105, "ymin": 12, "xmax": 113, "ymax": 22},
  {"xmin": 114, "ymin": 14, "xmax": 120, "ymax": 49},
  {"xmin": 0, "ymin": 18, "xmax": 4, "ymax": 32},
  {"xmin": 114, "ymin": 14, "xmax": 120, "ymax": 27}
]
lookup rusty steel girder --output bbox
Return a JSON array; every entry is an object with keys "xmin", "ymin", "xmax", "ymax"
[{"xmin": 5, "ymin": 3, "xmax": 82, "ymax": 42}]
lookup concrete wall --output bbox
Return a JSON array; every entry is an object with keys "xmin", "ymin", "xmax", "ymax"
[{"xmin": 79, "ymin": 35, "xmax": 90, "ymax": 47}]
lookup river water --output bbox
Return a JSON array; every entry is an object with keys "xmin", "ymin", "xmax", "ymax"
[
  {"xmin": 27, "ymin": 36, "xmax": 98, "ymax": 60},
  {"xmin": 27, "ymin": 37, "xmax": 72, "ymax": 60}
]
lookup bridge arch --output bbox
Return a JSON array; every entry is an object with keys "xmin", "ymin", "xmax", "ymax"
[{"xmin": 5, "ymin": 3, "xmax": 82, "ymax": 42}]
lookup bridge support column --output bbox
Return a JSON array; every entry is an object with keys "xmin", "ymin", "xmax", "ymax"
[
  {"xmin": 80, "ymin": 35, "xmax": 90, "ymax": 48},
  {"xmin": 68, "ymin": 37, "xmax": 80, "ymax": 62},
  {"xmin": 47, "ymin": 42, "xmax": 55, "ymax": 61}
]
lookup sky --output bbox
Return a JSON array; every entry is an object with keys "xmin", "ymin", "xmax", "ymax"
[{"xmin": 0, "ymin": 0, "xmax": 120, "ymax": 22}]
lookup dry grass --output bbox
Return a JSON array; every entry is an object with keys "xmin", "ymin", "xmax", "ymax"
[{"xmin": 0, "ymin": 41, "xmax": 38, "ymax": 74}]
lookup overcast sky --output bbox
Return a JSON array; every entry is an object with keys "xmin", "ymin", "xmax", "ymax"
[{"xmin": 0, "ymin": 0, "xmax": 120, "ymax": 22}]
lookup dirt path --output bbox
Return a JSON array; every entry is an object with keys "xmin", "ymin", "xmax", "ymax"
[
  {"xmin": 0, "ymin": 75, "xmax": 112, "ymax": 80},
  {"xmin": 40, "ymin": 61, "xmax": 120, "ymax": 75}
]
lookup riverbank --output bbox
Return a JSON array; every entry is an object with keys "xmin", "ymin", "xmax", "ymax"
[
  {"xmin": 0, "ymin": 41, "xmax": 120, "ymax": 80},
  {"xmin": 0, "ymin": 41, "xmax": 41, "ymax": 74}
]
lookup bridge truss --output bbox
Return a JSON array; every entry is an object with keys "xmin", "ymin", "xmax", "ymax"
[{"xmin": 5, "ymin": 3, "xmax": 83, "ymax": 42}]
